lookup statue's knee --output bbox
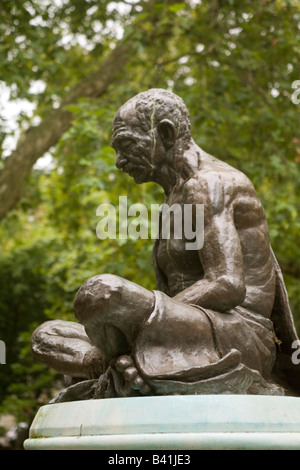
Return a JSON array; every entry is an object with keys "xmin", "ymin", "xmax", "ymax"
[{"xmin": 74, "ymin": 273, "xmax": 123, "ymax": 323}]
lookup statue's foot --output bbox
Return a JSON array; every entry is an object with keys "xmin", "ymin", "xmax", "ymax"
[{"xmin": 116, "ymin": 355, "xmax": 152, "ymax": 395}]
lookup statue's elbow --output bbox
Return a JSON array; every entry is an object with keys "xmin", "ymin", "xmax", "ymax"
[
  {"xmin": 219, "ymin": 276, "xmax": 246, "ymax": 311},
  {"xmin": 233, "ymin": 283, "xmax": 246, "ymax": 307}
]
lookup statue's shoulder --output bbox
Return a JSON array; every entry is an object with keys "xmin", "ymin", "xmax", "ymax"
[
  {"xmin": 201, "ymin": 151, "xmax": 253, "ymax": 186},
  {"xmin": 183, "ymin": 150, "xmax": 256, "ymax": 207}
]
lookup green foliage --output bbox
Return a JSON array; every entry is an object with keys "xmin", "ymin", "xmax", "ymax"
[{"xmin": 0, "ymin": 0, "xmax": 299, "ymax": 422}]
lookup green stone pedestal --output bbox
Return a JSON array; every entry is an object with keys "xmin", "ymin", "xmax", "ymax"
[{"xmin": 24, "ymin": 395, "xmax": 300, "ymax": 450}]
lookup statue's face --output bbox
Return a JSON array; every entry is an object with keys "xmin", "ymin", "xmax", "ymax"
[{"xmin": 111, "ymin": 105, "xmax": 166, "ymax": 184}]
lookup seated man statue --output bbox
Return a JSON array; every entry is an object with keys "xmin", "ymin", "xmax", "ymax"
[{"xmin": 31, "ymin": 89, "xmax": 300, "ymax": 401}]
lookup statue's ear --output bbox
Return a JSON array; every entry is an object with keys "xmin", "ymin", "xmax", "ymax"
[{"xmin": 157, "ymin": 119, "xmax": 176, "ymax": 150}]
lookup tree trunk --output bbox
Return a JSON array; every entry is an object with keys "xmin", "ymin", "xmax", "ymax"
[{"xmin": 0, "ymin": 41, "xmax": 132, "ymax": 220}]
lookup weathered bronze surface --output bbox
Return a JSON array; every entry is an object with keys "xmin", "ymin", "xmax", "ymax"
[{"xmin": 31, "ymin": 89, "xmax": 300, "ymax": 401}]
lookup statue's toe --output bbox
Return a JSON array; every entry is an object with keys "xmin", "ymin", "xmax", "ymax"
[
  {"xmin": 139, "ymin": 382, "xmax": 152, "ymax": 395},
  {"xmin": 124, "ymin": 366, "xmax": 138, "ymax": 381},
  {"xmin": 115, "ymin": 355, "xmax": 133, "ymax": 372},
  {"xmin": 115, "ymin": 354, "xmax": 152, "ymax": 395}
]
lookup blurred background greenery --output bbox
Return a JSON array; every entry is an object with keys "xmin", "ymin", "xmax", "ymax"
[{"xmin": 0, "ymin": 0, "xmax": 299, "ymax": 443}]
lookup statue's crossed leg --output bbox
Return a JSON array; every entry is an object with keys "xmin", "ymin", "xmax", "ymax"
[
  {"xmin": 73, "ymin": 274, "xmax": 220, "ymax": 392},
  {"xmin": 32, "ymin": 273, "xmax": 284, "ymax": 400}
]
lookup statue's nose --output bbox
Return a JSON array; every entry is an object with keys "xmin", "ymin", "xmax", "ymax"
[{"xmin": 116, "ymin": 155, "xmax": 127, "ymax": 169}]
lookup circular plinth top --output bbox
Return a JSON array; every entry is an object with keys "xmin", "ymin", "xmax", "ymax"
[{"xmin": 24, "ymin": 395, "xmax": 300, "ymax": 450}]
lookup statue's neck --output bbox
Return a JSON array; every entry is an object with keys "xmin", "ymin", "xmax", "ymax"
[{"xmin": 154, "ymin": 139, "xmax": 200, "ymax": 196}]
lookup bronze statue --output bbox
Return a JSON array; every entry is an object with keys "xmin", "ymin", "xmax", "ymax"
[{"xmin": 31, "ymin": 89, "xmax": 300, "ymax": 401}]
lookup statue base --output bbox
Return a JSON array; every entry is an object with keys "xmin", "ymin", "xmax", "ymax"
[{"xmin": 24, "ymin": 395, "xmax": 300, "ymax": 450}]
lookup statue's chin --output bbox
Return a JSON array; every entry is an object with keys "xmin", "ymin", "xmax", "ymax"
[{"xmin": 132, "ymin": 171, "xmax": 149, "ymax": 184}]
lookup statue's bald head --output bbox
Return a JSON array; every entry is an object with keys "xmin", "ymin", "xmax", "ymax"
[
  {"xmin": 111, "ymin": 89, "xmax": 193, "ymax": 185},
  {"xmin": 112, "ymin": 88, "xmax": 191, "ymax": 146}
]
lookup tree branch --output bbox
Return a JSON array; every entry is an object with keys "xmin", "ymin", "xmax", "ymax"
[{"xmin": 0, "ymin": 41, "xmax": 132, "ymax": 220}]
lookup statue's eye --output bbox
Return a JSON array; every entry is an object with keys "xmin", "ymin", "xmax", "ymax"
[{"xmin": 119, "ymin": 138, "xmax": 135, "ymax": 152}]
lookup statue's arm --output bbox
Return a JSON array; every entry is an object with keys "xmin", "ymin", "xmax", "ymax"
[{"xmin": 173, "ymin": 178, "xmax": 246, "ymax": 311}]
